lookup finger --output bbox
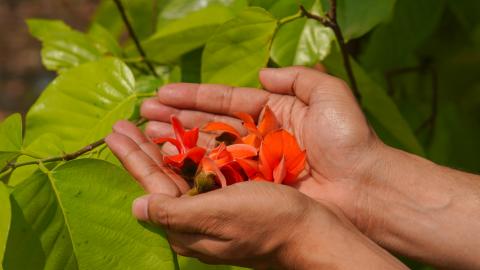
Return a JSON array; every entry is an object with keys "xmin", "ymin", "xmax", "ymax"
[
  {"xmin": 106, "ymin": 133, "xmax": 180, "ymax": 196},
  {"xmin": 314, "ymin": 63, "xmax": 327, "ymax": 73},
  {"xmin": 259, "ymin": 66, "xmax": 351, "ymax": 104},
  {"xmin": 112, "ymin": 121, "xmax": 191, "ymax": 193},
  {"xmin": 112, "ymin": 120, "xmax": 163, "ymax": 164},
  {"xmin": 141, "ymin": 98, "xmax": 247, "ymax": 133},
  {"xmin": 156, "ymin": 83, "xmax": 269, "ymax": 118},
  {"xmin": 145, "ymin": 121, "xmax": 218, "ymax": 149},
  {"xmin": 167, "ymin": 231, "xmax": 230, "ymax": 263},
  {"xmin": 133, "ymin": 192, "xmax": 226, "ymax": 236}
]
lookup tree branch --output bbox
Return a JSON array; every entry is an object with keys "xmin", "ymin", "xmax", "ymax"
[
  {"xmin": 113, "ymin": 0, "xmax": 159, "ymax": 77},
  {"xmin": 300, "ymin": 2, "xmax": 361, "ymax": 101},
  {"xmin": 0, "ymin": 118, "xmax": 149, "ymax": 174}
]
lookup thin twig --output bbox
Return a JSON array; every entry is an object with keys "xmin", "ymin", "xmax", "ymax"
[
  {"xmin": 113, "ymin": 0, "xmax": 159, "ymax": 77},
  {"xmin": 0, "ymin": 118, "xmax": 149, "ymax": 174},
  {"xmin": 300, "ymin": 2, "xmax": 361, "ymax": 101}
]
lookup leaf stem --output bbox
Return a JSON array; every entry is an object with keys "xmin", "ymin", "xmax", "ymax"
[
  {"xmin": 113, "ymin": 0, "xmax": 159, "ymax": 78},
  {"xmin": 299, "ymin": 2, "xmax": 361, "ymax": 101},
  {"xmin": 278, "ymin": 10, "xmax": 303, "ymax": 25}
]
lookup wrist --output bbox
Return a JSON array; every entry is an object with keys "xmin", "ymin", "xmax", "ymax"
[
  {"xmin": 354, "ymin": 143, "xmax": 480, "ymax": 269},
  {"xmin": 279, "ymin": 201, "xmax": 407, "ymax": 270}
]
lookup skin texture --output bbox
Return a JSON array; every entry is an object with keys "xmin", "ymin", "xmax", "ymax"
[{"xmin": 106, "ymin": 66, "xmax": 480, "ymax": 269}]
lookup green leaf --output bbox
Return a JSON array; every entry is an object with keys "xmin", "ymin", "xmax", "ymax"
[
  {"xmin": 0, "ymin": 114, "xmax": 23, "ymax": 169},
  {"xmin": 329, "ymin": 0, "xmax": 396, "ymax": 40},
  {"xmin": 27, "ymin": 19, "xmax": 103, "ymax": 71},
  {"xmin": 4, "ymin": 159, "xmax": 175, "ymax": 270},
  {"xmin": 271, "ymin": 0, "xmax": 334, "ymax": 67},
  {"xmin": 0, "ymin": 183, "xmax": 11, "ymax": 269},
  {"xmin": 249, "ymin": 0, "xmax": 312, "ymax": 19},
  {"xmin": 157, "ymin": 0, "xmax": 248, "ymax": 26},
  {"xmin": 25, "ymin": 58, "xmax": 137, "ymax": 151},
  {"xmin": 323, "ymin": 47, "xmax": 424, "ymax": 155},
  {"xmin": 140, "ymin": 5, "xmax": 235, "ymax": 64},
  {"xmin": 202, "ymin": 7, "xmax": 278, "ymax": 87},
  {"xmin": 9, "ymin": 134, "xmax": 64, "ymax": 187},
  {"xmin": 88, "ymin": 23, "xmax": 122, "ymax": 57}
]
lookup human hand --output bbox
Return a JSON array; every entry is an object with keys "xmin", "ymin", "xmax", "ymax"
[
  {"xmin": 130, "ymin": 181, "xmax": 407, "ymax": 269},
  {"xmin": 140, "ymin": 66, "xmax": 380, "ymax": 226}
]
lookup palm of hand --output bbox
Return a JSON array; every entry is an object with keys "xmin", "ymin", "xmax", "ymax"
[{"xmin": 107, "ymin": 66, "xmax": 378, "ymax": 221}]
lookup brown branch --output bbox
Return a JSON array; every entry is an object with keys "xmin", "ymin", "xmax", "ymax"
[
  {"xmin": 300, "ymin": 3, "xmax": 360, "ymax": 100},
  {"xmin": 113, "ymin": 0, "xmax": 159, "ymax": 77},
  {"xmin": 0, "ymin": 118, "xmax": 149, "ymax": 174}
]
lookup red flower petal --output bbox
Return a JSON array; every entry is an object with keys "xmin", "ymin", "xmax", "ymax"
[
  {"xmin": 203, "ymin": 122, "xmax": 242, "ymax": 138},
  {"xmin": 273, "ymin": 156, "xmax": 287, "ymax": 184},
  {"xmin": 258, "ymin": 106, "xmax": 278, "ymax": 136},
  {"xmin": 152, "ymin": 137, "xmax": 182, "ymax": 153},
  {"xmin": 227, "ymin": 144, "xmax": 257, "ymax": 159}
]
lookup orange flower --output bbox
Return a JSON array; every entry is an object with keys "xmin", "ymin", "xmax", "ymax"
[
  {"xmin": 203, "ymin": 106, "xmax": 279, "ymax": 148},
  {"xmin": 198, "ymin": 143, "xmax": 258, "ymax": 187},
  {"xmin": 257, "ymin": 130, "xmax": 306, "ymax": 185},
  {"xmin": 152, "ymin": 116, "xmax": 206, "ymax": 172}
]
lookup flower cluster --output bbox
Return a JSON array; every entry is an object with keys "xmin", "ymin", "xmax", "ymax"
[{"xmin": 153, "ymin": 106, "xmax": 306, "ymax": 195}]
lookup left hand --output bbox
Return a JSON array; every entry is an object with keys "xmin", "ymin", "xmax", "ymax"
[{"xmin": 106, "ymin": 121, "xmax": 406, "ymax": 269}]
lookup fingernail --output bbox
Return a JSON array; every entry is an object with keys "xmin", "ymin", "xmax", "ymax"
[{"xmin": 132, "ymin": 195, "xmax": 150, "ymax": 221}]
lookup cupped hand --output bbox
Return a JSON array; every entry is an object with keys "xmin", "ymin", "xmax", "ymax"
[
  {"xmin": 139, "ymin": 66, "xmax": 381, "ymax": 225},
  {"xmin": 130, "ymin": 181, "xmax": 407, "ymax": 270}
]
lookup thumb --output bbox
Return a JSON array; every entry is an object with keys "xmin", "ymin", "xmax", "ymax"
[{"xmin": 132, "ymin": 193, "xmax": 172, "ymax": 222}]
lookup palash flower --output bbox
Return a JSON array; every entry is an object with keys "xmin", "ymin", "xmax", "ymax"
[
  {"xmin": 197, "ymin": 143, "xmax": 258, "ymax": 188},
  {"xmin": 154, "ymin": 106, "xmax": 306, "ymax": 195},
  {"xmin": 203, "ymin": 106, "xmax": 279, "ymax": 148},
  {"xmin": 257, "ymin": 130, "xmax": 306, "ymax": 185},
  {"xmin": 152, "ymin": 116, "xmax": 206, "ymax": 177}
]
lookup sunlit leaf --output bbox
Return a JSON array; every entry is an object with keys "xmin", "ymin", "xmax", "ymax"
[
  {"xmin": 0, "ymin": 183, "xmax": 10, "ymax": 269},
  {"xmin": 271, "ymin": 0, "xmax": 334, "ymax": 67},
  {"xmin": 0, "ymin": 114, "xmax": 23, "ymax": 169},
  {"xmin": 88, "ymin": 23, "xmax": 122, "ymax": 57},
  {"xmin": 140, "ymin": 5, "xmax": 235, "ymax": 64},
  {"xmin": 9, "ymin": 134, "xmax": 64, "ymax": 187},
  {"xmin": 4, "ymin": 159, "xmax": 175, "ymax": 269},
  {"xmin": 27, "ymin": 19, "xmax": 102, "ymax": 71},
  {"xmin": 25, "ymin": 58, "xmax": 138, "ymax": 151},
  {"xmin": 202, "ymin": 7, "xmax": 278, "ymax": 87}
]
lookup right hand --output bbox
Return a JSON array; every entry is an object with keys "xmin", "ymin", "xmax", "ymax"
[{"xmin": 140, "ymin": 66, "xmax": 382, "ymax": 227}]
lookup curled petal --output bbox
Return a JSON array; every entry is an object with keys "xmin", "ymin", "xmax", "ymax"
[
  {"xmin": 258, "ymin": 106, "xmax": 279, "ymax": 136},
  {"xmin": 201, "ymin": 157, "xmax": 227, "ymax": 187},
  {"xmin": 227, "ymin": 144, "xmax": 257, "ymax": 159},
  {"xmin": 152, "ymin": 137, "xmax": 182, "ymax": 153},
  {"xmin": 203, "ymin": 122, "xmax": 242, "ymax": 138},
  {"xmin": 273, "ymin": 156, "xmax": 287, "ymax": 184},
  {"xmin": 236, "ymin": 158, "xmax": 258, "ymax": 178}
]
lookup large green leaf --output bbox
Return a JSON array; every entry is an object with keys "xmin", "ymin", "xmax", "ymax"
[
  {"xmin": 323, "ymin": 47, "xmax": 424, "ymax": 155},
  {"xmin": 322, "ymin": 0, "xmax": 396, "ymax": 40},
  {"xmin": 202, "ymin": 7, "xmax": 278, "ymax": 87},
  {"xmin": 0, "ymin": 114, "xmax": 23, "ymax": 169},
  {"xmin": 87, "ymin": 23, "xmax": 122, "ymax": 57},
  {"xmin": 9, "ymin": 134, "xmax": 64, "ymax": 187},
  {"xmin": 4, "ymin": 159, "xmax": 175, "ymax": 270},
  {"xmin": 271, "ymin": 0, "xmax": 334, "ymax": 67},
  {"xmin": 157, "ymin": 0, "xmax": 248, "ymax": 26},
  {"xmin": 27, "ymin": 19, "xmax": 103, "ymax": 72},
  {"xmin": 0, "ymin": 183, "xmax": 10, "ymax": 269},
  {"xmin": 140, "ymin": 5, "xmax": 235, "ymax": 64},
  {"xmin": 25, "ymin": 58, "xmax": 138, "ymax": 151}
]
